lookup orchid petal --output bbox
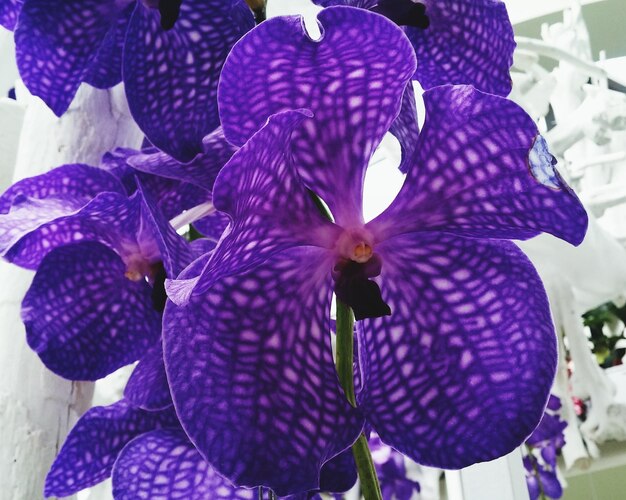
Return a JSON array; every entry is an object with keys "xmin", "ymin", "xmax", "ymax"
[
  {"xmin": 125, "ymin": 341, "xmax": 172, "ymax": 411},
  {"xmin": 163, "ymin": 246, "xmax": 363, "ymax": 496},
  {"xmin": 137, "ymin": 172, "xmax": 211, "ymax": 221},
  {"xmin": 112, "ymin": 429, "xmax": 256, "ymax": 499},
  {"xmin": 405, "ymin": 0, "xmax": 515, "ymax": 95},
  {"xmin": 127, "ymin": 127, "xmax": 237, "ymax": 192},
  {"xmin": 538, "ymin": 469, "xmax": 562, "ymax": 498},
  {"xmin": 44, "ymin": 400, "xmax": 177, "ymax": 497},
  {"xmin": 368, "ymin": 85, "xmax": 587, "ymax": 246},
  {"xmin": 319, "ymin": 450, "xmax": 357, "ymax": 493},
  {"xmin": 165, "ymin": 110, "xmax": 339, "ymax": 305},
  {"xmin": 358, "ymin": 232, "xmax": 556, "ymax": 468},
  {"xmin": 313, "ymin": 0, "xmax": 514, "ymax": 95},
  {"xmin": 219, "ymin": 6, "xmax": 415, "ymax": 226},
  {"xmin": 2, "ymin": 191, "xmax": 142, "ymax": 269},
  {"xmin": 0, "ymin": 163, "xmax": 124, "ymax": 214},
  {"xmin": 389, "ymin": 83, "xmax": 420, "ymax": 174},
  {"xmin": 123, "ymin": 0, "xmax": 254, "ymax": 161},
  {"xmin": 22, "ymin": 241, "xmax": 161, "ymax": 380},
  {"xmin": 192, "ymin": 212, "xmax": 230, "ymax": 241},
  {"xmin": 526, "ymin": 413, "xmax": 567, "ymax": 446},
  {"xmin": 526, "ymin": 474, "xmax": 540, "ymax": 500},
  {"xmin": 83, "ymin": 3, "xmax": 133, "ymax": 89},
  {"xmin": 0, "ymin": 0, "xmax": 22, "ymax": 30},
  {"xmin": 136, "ymin": 177, "xmax": 194, "ymax": 276},
  {"xmin": 15, "ymin": 0, "xmax": 127, "ymax": 115}
]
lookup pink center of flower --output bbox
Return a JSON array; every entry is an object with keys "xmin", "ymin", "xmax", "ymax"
[{"xmin": 336, "ymin": 228, "xmax": 375, "ymax": 264}]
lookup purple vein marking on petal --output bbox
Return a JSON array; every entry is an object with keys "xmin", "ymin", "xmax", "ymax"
[
  {"xmin": 407, "ymin": 0, "xmax": 515, "ymax": 96},
  {"xmin": 133, "ymin": 168, "xmax": 212, "ymax": 221},
  {"xmin": 83, "ymin": 3, "xmax": 134, "ymax": 89},
  {"xmin": 0, "ymin": 163, "xmax": 126, "ymax": 261},
  {"xmin": 314, "ymin": 0, "xmax": 515, "ymax": 95},
  {"xmin": 192, "ymin": 211, "xmax": 230, "ymax": 241},
  {"xmin": 358, "ymin": 232, "xmax": 556, "ymax": 468},
  {"xmin": 112, "ymin": 429, "xmax": 256, "ymax": 499},
  {"xmin": 22, "ymin": 241, "xmax": 162, "ymax": 380},
  {"xmin": 389, "ymin": 83, "xmax": 420, "ymax": 174},
  {"xmin": 219, "ymin": 6, "xmax": 416, "ymax": 226},
  {"xmin": 136, "ymin": 177, "xmax": 193, "ymax": 276},
  {"xmin": 15, "ymin": 0, "xmax": 128, "ymax": 115},
  {"xmin": 125, "ymin": 341, "xmax": 172, "ymax": 411},
  {"xmin": 127, "ymin": 126, "xmax": 237, "ymax": 192},
  {"xmin": 0, "ymin": 163, "xmax": 124, "ymax": 214},
  {"xmin": 44, "ymin": 400, "xmax": 177, "ymax": 497},
  {"xmin": 123, "ymin": 0, "xmax": 254, "ymax": 161},
  {"xmin": 3, "ymin": 191, "xmax": 143, "ymax": 269},
  {"xmin": 0, "ymin": 0, "xmax": 24, "ymax": 31},
  {"xmin": 163, "ymin": 246, "xmax": 363, "ymax": 495},
  {"xmin": 367, "ymin": 85, "xmax": 588, "ymax": 246},
  {"xmin": 165, "ymin": 110, "xmax": 341, "ymax": 305}
]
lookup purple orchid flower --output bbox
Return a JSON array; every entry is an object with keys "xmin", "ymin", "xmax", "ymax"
[
  {"xmin": 523, "ymin": 395, "xmax": 567, "ymax": 500},
  {"xmin": 162, "ymin": 7, "xmax": 587, "ymax": 496},
  {"xmin": 526, "ymin": 395, "xmax": 567, "ymax": 449},
  {"xmin": 312, "ymin": 0, "xmax": 515, "ymax": 96},
  {"xmin": 370, "ymin": 433, "xmax": 421, "ymax": 500},
  {"xmin": 43, "ymin": 399, "xmax": 262, "ymax": 499},
  {"xmin": 0, "ymin": 134, "xmax": 233, "ymax": 380},
  {"xmin": 0, "ymin": 170, "xmax": 183, "ymax": 380},
  {"xmin": 45, "ymin": 389, "xmax": 357, "ymax": 498},
  {"xmin": 7, "ymin": 0, "xmax": 253, "ymax": 160}
]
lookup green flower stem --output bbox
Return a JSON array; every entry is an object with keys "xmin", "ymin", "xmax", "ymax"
[
  {"xmin": 352, "ymin": 434, "xmax": 383, "ymax": 500},
  {"xmin": 336, "ymin": 300, "xmax": 356, "ymax": 406},
  {"xmin": 309, "ymin": 191, "xmax": 382, "ymax": 499},
  {"xmin": 336, "ymin": 299, "xmax": 382, "ymax": 500}
]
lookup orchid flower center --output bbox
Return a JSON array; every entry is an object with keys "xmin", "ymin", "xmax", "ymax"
[
  {"xmin": 333, "ymin": 229, "xmax": 391, "ymax": 320},
  {"xmin": 353, "ymin": 242, "xmax": 373, "ymax": 263},
  {"xmin": 371, "ymin": 0, "xmax": 430, "ymax": 29},
  {"xmin": 124, "ymin": 255, "xmax": 156, "ymax": 282},
  {"xmin": 123, "ymin": 255, "xmax": 168, "ymax": 312},
  {"xmin": 336, "ymin": 229, "xmax": 375, "ymax": 262}
]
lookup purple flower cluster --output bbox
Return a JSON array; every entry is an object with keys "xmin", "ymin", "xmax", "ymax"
[
  {"xmin": 370, "ymin": 433, "xmax": 421, "ymax": 500},
  {"xmin": 0, "ymin": 0, "xmax": 589, "ymax": 498},
  {"xmin": 523, "ymin": 395, "xmax": 568, "ymax": 500}
]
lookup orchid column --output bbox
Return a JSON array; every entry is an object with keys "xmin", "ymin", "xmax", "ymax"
[{"xmin": 0, "ymin": 83, "xmax": 142, "ymax": 499}]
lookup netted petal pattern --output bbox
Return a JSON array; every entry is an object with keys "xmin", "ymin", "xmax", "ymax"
[
  {"xmin": 164, "ymin": 246, "xmax": 363, "ymax": 496},
  {"xmin": 15, "ymin": 0, "xmax": 129, "ymax": 115},
  {"xmin": 0, "ymin": 0, "xmax": 23, "ymax": 30},
  {"xmin": 22, "ymin": 241, "xmax": 161, "ymax": 380},
  {"xmin": 44, "ymin": 400, "xmax": 177, "ymax": 497},
  {"xmin": 124, "ymin": 0, "xmax": 254, "ymax": 160},
  {"xmin": 357, "ymin": 232, "xmax": 556, "ymax": 468},
  {"xmin": 166, "ymin": 111, "xmax": 340, "ymax": 304},
  {"xmin": 125, "ymin": 342, "xmax": 172, "ymax": 411},
  {"xmin": 368, "ymin": 85, "xmax": 588, "ymax": 245},
  {"xmin": 219, "ymin": 6, "xmax": 416, "ymax": 225},
  {"xmin": 407, "ymin": 0, "xmax": 515, "ymax": 95},
  {"xmin": 112, "ymin": 429, "xmax": 256, "ymax": 499}
]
